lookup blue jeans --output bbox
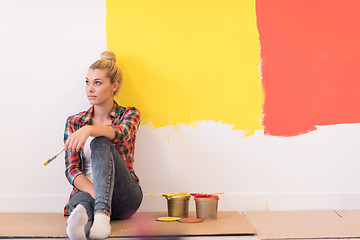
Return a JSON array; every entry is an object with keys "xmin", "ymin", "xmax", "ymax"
[{"xmin": 68, "ymin": 136, "xmax": 143, "ymax": 231}]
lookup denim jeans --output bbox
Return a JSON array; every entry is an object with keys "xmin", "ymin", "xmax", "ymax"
[{"xmin": 68, "ymin": 136, "xmax": 143, "ymax": 233}]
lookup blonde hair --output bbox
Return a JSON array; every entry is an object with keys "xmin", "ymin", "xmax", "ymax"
[{"xmin": 89, "ymin": 51, "xmax": 123, "ymax": 93}]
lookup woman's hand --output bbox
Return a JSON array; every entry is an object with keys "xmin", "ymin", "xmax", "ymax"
[{"xmin": 64, "ymin": 125, "xmax": 93, "ymax": 152}]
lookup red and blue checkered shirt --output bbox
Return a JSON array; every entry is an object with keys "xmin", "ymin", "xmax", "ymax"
[{"xmin": 63, "ymin": 101, "xmax": 141, "ymax": 216}]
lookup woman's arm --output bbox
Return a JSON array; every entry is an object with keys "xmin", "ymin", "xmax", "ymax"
[
  {"xmin": 65, "ymin": 125, "xmax": 115, "ymax": 198},
  {"xmin": 64, "ymin": 125, "xmax": 115, "ymax": 153},
  {"xmin": 64, "ymin": 107, "xmax": 140, "ymax": 152},
  {"xmin": 111, "ymin": 107, "xmax": 141, "ymax": 145},
  {"xmin": 64, "ymin": 116, "xmax": 84, "ymax": 185},
  {"xmin": 73, "ymin": 174, "xmax": 95, "ymax": 198}
]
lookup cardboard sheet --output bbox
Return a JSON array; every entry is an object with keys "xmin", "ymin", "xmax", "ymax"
[
  {"xmin": 111, "ymin": 211, "xmax": 255, "ymax": 237},
  {"xmin": 0, "ymin": 213, "xmax": 67, "ymax": 238},
  {"xmin": 245, "ymin": 210, "xmax": 360, "ymax": 239},
  {"xmin": 0, "ymin": 211, "xmax": 255, "ymax": 238},
  {"xmin": 335, "ymin": 210, "xmax": 360, "ymax": 230}
]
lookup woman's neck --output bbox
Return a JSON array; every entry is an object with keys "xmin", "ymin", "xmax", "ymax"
[{"xmin": 93, "ymin": 99, "xmax": 114, "ymax": 121}]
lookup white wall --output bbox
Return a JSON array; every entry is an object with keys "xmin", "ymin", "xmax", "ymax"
[
  {"xmin": 1, "ymin": 0, "xmax": 360, "ymax": 213},
  {"xmin": 0, "ymin": 0, "xmax": 107, "ymax": 212}
]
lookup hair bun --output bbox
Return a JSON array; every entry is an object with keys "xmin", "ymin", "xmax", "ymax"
[{"xmin": 100, "ymin": 51, "xmax": 116, "ymax": 63}]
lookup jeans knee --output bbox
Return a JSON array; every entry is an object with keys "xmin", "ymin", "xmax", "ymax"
[
  {"xmin": 90, "ymin": 136, "xmax": 114, "ymax": 167},
  {"xmin": 90, "ymin": 136, "xmax": 112, "ymax": 151}
]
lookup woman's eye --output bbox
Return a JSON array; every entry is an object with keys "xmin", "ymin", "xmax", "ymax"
[
  {"xmin": 95, "ymin": 81, "xmax": 101, "ymax": 85},
  {"xmin": 85, "ymin": 80, "xmax": 90, "ymax": 85}
]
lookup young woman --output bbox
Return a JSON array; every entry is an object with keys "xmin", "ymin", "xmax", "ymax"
[{"xmin": 64, "ymin": 51, "xmax": 143, "ymax": 239}]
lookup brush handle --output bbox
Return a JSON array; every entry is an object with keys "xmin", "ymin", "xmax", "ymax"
[
  {"xmin": 54, "ymin": 148, "xmax": 65, "ymax": 157},
  {"xmin": 43, "ymin": 148, "xmax": 65, "ymax": 166},
  {"xmin": 207, "ymin": 192, "xmax": 224, "ymax": 195}
]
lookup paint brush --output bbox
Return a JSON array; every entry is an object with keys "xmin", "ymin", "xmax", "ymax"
[
  {"xmin": 207, "ymin": 192, "xmax": 224, "ymax": 195},
  {"xmin": 43, "ymin": 148, "xmax": 64, "ymax": 166}
]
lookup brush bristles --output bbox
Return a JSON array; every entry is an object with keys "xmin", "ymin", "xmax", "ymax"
[
  {"xmin": 43, "ymin": 148, "xmax": 64, "ymax": 166},
  {"xmin": 43, "ymin": 156, "xmax": 56, "ymax": 166}
]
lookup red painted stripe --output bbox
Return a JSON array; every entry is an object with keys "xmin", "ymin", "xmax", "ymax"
[{"xmin": 257, "ymin": 0, "xmax": 360, "ymax": 136}]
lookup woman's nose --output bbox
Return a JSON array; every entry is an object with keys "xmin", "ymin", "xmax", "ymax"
[{"xmin": 87, "ymin": 83, "xmax": 95, "ymax": 92}]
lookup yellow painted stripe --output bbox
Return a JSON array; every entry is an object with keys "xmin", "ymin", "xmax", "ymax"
[{"xmin": 106, "ymin": 0, "xmax": 263, "ymax": 136}]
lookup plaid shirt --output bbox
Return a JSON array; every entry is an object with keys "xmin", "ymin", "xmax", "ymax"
[{"xmin": 63, "ymin": 101, "xmax": 141, "ymax": 216}]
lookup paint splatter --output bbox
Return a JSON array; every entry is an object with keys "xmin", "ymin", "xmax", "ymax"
[
  {"xmin": 106, "ymin": 0, "xmax": 263, "ymax": 136},
  {"xmin": 257, "ymin": 0, "xmax": 360, "ymax": 136}
]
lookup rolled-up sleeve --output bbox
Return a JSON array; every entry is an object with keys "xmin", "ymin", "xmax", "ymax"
[
  {"xmin": 111, "ymin": 107, "xmax": 141, "ymax": 145},
  {"xmin": 64, "ymin": 116, "xmax": 84, "ymax": 185}
]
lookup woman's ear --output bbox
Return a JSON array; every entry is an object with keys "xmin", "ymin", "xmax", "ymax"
[{"xmin": 112, "ymin": 81, "xmax": 119, "ymax": 93}]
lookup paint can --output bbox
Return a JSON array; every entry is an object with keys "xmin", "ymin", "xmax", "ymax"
[
  {"xmin": 193, "ymin": 194, "xmax": 219, "ymax": 220},
  {"xmin": 164, "ymin": 194, "xmax": 190, "ymax": 218}
]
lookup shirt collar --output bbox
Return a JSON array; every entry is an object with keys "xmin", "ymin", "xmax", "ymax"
[
  {"xmin": 81, "ymin": 106, "xmax": 94, "ymax": 123},
  {"xmin": 109, "ymin": 101, "xmax": 119, "ymax": 120}
]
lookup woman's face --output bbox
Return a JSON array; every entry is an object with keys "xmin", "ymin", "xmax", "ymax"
[{"xmin": 85, "ymin": 68, "xmax": 118, "ymax": 106}]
